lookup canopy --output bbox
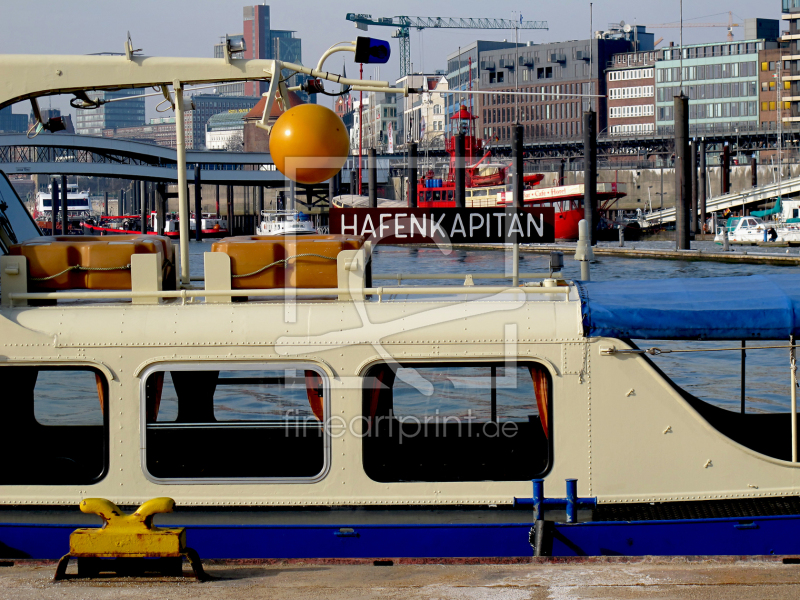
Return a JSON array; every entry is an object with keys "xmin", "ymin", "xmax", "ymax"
[
  {"xmin": 752, "ymin": 198, "xmax": 782, "ymax": 218},
  {"xmin": 576, "ymin": 274, "xmax": 800, "ymax": 340}
]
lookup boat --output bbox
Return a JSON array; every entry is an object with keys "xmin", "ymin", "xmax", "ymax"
[
  {"xmin": 82, "ymin": 212, "xmax": 229, "ymax": 238},
  {"xmin": 4, "ymin": 44, "xmax": 800, "ymax": 563},
  {"xmin": 32, "ymin": 182, "xmax": 91, "ymax": 235},
  {"xmin": 255, "ymin": 210, "xmax": 318, "ymax": 236},
  {"xmin": 411, "ymin": 107, "xmax": 624, "ymax": 241}
]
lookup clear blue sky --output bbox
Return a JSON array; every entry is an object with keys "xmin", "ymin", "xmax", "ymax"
[{"xmin": 0, "ymin": 0, "xmax": 783, "ymax": 119}]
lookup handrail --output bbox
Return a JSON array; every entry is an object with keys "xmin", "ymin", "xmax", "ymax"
[
  {"xmin": 372, "ymin": 272, "xmax": 564, "ymax": 281},
  {"xmin": 7, "ymin": 285, "xmax": 571, "ymax": 303}
]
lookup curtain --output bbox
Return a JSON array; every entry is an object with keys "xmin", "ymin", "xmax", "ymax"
[
  {"xmin": 368, "ymin": 367, "xmax": 396, "ymax": 422},
  {"xmin": 145, "ymin": 372, "xmax": 164, "ymax": 422},
  {"xmin": 304, "ymin": 370, "xmax": 324, "ymax": 421},
  {"xmin": 528, "ymin": 365, "xmax": 550, "ymax": 438}
]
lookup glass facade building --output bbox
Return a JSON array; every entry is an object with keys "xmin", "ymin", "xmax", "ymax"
[{"xmin": 75, "ymin": 89, "xmax": 145, "ymax": 136}]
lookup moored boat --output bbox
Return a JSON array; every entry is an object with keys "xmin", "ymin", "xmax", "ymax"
[{"xmin": 255, "ymin": 210, "xmax": 318, "ymax": 236}]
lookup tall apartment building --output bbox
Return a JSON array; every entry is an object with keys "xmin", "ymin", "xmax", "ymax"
[
  {"xmin": 654, "ymin": 35, "xmax": 775, "ymax": 135},
  {"xmin": 606, "ymin": 51, "xmax": 659, "ymax": 136},
  {"xmin": 75, "ymin": 89, "xmax": 145, "ymax": 136},
  {"xmin": 782, "ymin": 1, "xmax": 800, "ymax": 122}
]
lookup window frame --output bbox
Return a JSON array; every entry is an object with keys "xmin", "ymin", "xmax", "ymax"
[
  {"xmin": 0, "ymin": 362, "xmax": 111, "ymax": 486},
  {"xmin": 139, "ymin": 361, "xmax": 332, "ymax": 485},
  {"xmin": 358, "ymin": 358, "xmax": 554, "ymax": 484}
]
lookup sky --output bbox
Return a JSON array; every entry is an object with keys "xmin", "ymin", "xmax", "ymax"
[{"xmin": 0, "ymin": 0, "xmax": 784, "ymax": 121}]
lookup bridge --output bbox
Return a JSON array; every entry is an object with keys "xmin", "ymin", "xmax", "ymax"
[
  {"xmin": 0, "ymin": 133, "xmax": 283, "ymax": 185},
  {"xmin": 645, "ymin": 176, "xmax": 800, "ymax": 223}
]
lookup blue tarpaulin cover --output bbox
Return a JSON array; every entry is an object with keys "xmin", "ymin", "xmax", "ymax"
[{"xmin": 576, "ymin": 275, "xmax": 800, "ymax": 340}]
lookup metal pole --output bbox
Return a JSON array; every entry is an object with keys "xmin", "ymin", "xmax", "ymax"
[
  {"xmin": 156, "ymin": 183, "xmax": 165, "ymax": 236},
  {"xmin": 289, "ymin": 180, "xmax": 296, "ymax": 211},
  {"xmin": 60, "ymin": 175, "xmax": 68, "ymax": 235},
  {"xmin": 215, "ymin": 184, "xmax": 220, "ymax": 218},
  {"xmin": 454, "ymin": 132, "xmax": 466, "ymax": 208},
  {"xmin": 50, "ymin": 178, "xmax": 58, "ymax": 236},
  {"xmin": 699, "ymin": 140, "xmax": 707, "ymax": 231},
  {"xmin": 140, "ymin": 180, "xmax": 147, "ymax": 234},
  {"xmin": 741, "ymin": 340, "xmax": 746, "ymax": 414},
  {"xmin": 722, "ymin": 142, "xmax": 730, "ymax": 196},
  {"xmin": 174, "ymin": 81, "xmax": 190, "ymax": 285},
  {"xmin": 691, "ymin": 140, "xmax": 698, "ymax": 234},
  {"xmin": 194, "ymin": 165, "xmax": 202, "ymax": 242},
  {"xmin": 674, "ymin": 94, "xmax": 690, "ymax": 250},
  {"xmin": 751, "ymin": 154, "xmax": 757, "ymax": 188},
  {"xmin": 792, "ymin": 334, "xmax": 798, "ymax": 463},
  {"xmin": 258, "ymin": 185, "xmax": 264, "ymax": 215},
  {"xmin": 103, "ymin": 191, "xmax": 108, "ymax": 217},
  {"xmin": 583, "ymin": 111, "xmax": 597, "ymax": 245},
  {"xmin": 408, "ymin": 141, "xmax": 418, "ymax": 208},
  {"xmin": 368, "ymin": 148, "xmax": 377, "ymax": 208}
]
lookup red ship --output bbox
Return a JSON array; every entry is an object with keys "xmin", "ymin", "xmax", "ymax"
[
  {"xmin": 412, "ymin": 105, "xmax": 625, "ymax": 241},
  {"xmin": 82, "ymin": 212, "xmax": 229, "ymax": 239}
]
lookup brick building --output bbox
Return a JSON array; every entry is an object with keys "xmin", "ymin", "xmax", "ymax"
[
  {"xmin": 606, "ymin": 51, "xmax": 659, "ymax": 136},
  {"xmin": 759, "ymin": 46, "xmax": 791, "ymax": 129}
]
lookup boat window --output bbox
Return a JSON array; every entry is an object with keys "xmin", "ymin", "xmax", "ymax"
[
  {"xmin": 361, "ymin": 362, "xmax": 550, "ymax": 483},
  {"xmin": 143, "ymin": 365, "xmax": 328, "ymax": 482},
  {"xmin": 0, "ymin": 366, "xmax": 108, "ymax": 485}
]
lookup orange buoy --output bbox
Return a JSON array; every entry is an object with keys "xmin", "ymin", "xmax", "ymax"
[{"xmin": 269, "ymin": 104, "xmax": 350, "ymax": 185}]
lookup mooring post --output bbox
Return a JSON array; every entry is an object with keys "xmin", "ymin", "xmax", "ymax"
[
  {"xmin": 619, "ymin": 226, "xmax": 624, "ymax": 247},
  {"xmin": 751, "ymin": 154, "xmax": 757, "ymax": 188},
  {"xmin": 565, "ymin": 479, "xmax": 578, "ymax": 523},
  {"xmin": 215, "ymin": 185, "xmax": 220, "ymax": 218},
  {"xmin": 60, "ymin": 174, "xmax": 68, "ymax": 235},
  {"xmin": 674, "ymin": 94, "xmax": 690, "ymax": 250},
  {"xmin": 699, "ymin": 139, "xmax": 707, "ymax": 232},
  {"xmin": 722, "ymin": 142, "xmax": 730, "ymax": 195},
  {"xmin": 408, "ymin": 142, "xmax": 418, "ymax": 208},
  {"xmin": 156, "ymin": 183, "xmax": 166, "ymax": 236},
  {"xmin": 454, "ymin": 132, "xmax": 466, "ymax": 209},
  {"xmin": 583, "ymin": 111, "xmax": 597, "ymax": 245},
  {"xmin": 103, "ymin": 191, "xmax": 108, "ymax": 217}
]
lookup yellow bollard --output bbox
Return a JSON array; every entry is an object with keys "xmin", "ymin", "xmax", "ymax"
[{"xmin": 54, "ymin": 497, "xmax": 207, "ymax": 580}]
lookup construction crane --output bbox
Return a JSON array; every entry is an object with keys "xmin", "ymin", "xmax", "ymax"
[
  {"xmin": 345, "ymin": 14, "xmax": 548, "ymax": 77},
  {"xmin": 640, "ymin": 11, "xmax": 741, "ymax": 42}
]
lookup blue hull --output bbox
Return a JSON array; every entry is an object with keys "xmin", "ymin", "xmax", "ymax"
[{"xmin": 3, "ymin": 514, "xmax": 800, "ymax": 560}]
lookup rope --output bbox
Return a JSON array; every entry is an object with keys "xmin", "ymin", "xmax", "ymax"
[
  {"xmin": 30, "ymin": 264, "xmax": 131, "ymax": 282},
  {"xmin": 231, "ymin": 253, "xmax": 338, "ymax": 279}
]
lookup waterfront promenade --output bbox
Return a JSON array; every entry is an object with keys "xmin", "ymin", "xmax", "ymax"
[{"xmin": 2, "ymin": 559, "xmax": 800, "ymax": 599}]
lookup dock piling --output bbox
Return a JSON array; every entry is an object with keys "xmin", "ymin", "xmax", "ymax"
[
  {"xmin": 454, "ymin": 133, "xmax": 466, "ymax": 209},
  {"xmin": 368, "ymin": 148, "xmax": 377, "ymax": 208},
  {"xmin": 408, "ymin": 142, "xmax": 418, "ymax": 208},
  {"xmin": 582, "ymin": 111, "xmax": 597, "ymax": 245},
  {"xmin": 674, "ymin": 94, "xmax": 690, "ymax": 250},
  {"xmin": 60, "ymin": 175, "xmax": 67, "ymax": 235},
  {"xmin": 51, "ymin": 178, "xmax": 58, "ymax": 236}
]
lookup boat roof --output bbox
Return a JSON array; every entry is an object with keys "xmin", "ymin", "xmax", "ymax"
[{"xmin": 577, "ymin": 274, "xmax": 800, "ymax": 340}]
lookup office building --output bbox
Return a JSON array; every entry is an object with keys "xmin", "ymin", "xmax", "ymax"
[
  {"xmin": 654, "ymin": 33, "xmax": 776, "ymax": 135},
  {"xmin": 350, "ymin": 91, "xmax": 399, "ymax": 154},
  {"xmin": 759, "ymin": 46, "xmax": 791, "ymax": 130},
  {"xmin": 75, "ymin": 89, "xmax": 146, "ymax": 136},
  {"xmin": 478, "ymin": 30, "xmax": 644, "ymax": 141},
  {"xmin": 103, "ymin": 117, "xmax": 176, "ymax": 148},
  {"xmin": 0, "ymin": 107, "xmax": 27, "ymax": 133},
  {"xmin": 185, "ymin": 95, "xmax": 260, "ymax": 150}
]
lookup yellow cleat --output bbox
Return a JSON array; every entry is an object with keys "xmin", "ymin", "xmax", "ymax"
[{"xmin": 54, "ymin": 497, "xmax": 207, "ymax": 580}]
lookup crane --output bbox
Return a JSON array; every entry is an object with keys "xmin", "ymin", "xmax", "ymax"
[
  {"xmin": 640, "ymin": 11, "xmax": 741, "ymax": 42},
  {"xmin": 345, "ymin": 14, "xmax": 548, "ymax": 77}
]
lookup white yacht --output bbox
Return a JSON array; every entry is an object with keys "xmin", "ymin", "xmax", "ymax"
[{"xmin": 256, "ymin": 210, "xmax": 318, "ymax": 236}]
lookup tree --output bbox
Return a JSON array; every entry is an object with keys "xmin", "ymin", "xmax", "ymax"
[{"xmin": 224, "ymin": 131, "xmax": 244, "ymax": 153}]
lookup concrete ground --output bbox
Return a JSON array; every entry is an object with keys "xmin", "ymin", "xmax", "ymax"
[{"xmin": 2, "ymin": 559, "xmax": 800, "ymax": 599}]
